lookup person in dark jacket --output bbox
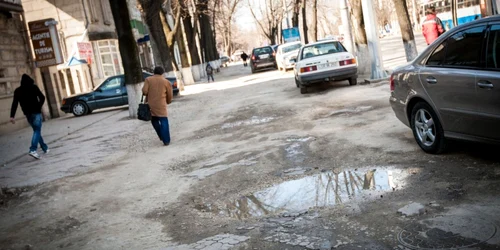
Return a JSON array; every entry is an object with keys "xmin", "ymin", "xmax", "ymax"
[
  {"xmin": 10, "ymin": 74, "xmax": 49, "ymax": 159},
  {"xmin": 422, "ymin": 6, "xmax": 445, "ymax": 45},
  {"xmin": 241, "ymin": 52, "xmax": 249, "ymax": 67}
]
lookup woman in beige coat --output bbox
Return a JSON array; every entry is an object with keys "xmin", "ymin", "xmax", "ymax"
[{"xmin": 142, "ymin": 66, "xmax": 173, "ymax": 145}]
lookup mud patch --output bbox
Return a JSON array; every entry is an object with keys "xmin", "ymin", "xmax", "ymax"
[
  {"xmin": 184, "ymin": 156, "xmax": 258, "ymax": 180},
  {"xmin": 39, "ymin": 216, "xmax": 85, "ymax": 241},
  {"xmin": 398, "ymin": 215, "xmax": 498, "ymax": 249},
  {"xmin": 0, "ymin": 186, "xmax": 29, "ymax": 207},
  {"xmin": 197, "ymin": 167, "xmax": 407, "ymax": 220}
]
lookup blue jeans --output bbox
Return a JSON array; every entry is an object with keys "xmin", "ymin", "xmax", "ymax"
[
  {"xmin": 151, "ymin": 116, "xmax": 170, "ymax": 145},
  {"xmin": 208, "ymin": 74, "xmax": 214, "ymax": 82},
  {"xmin": 27, "ymin": 113, "xmax": 48, "ymax": 152}
]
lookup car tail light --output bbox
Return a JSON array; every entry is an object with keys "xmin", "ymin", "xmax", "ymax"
[
  {"xmin": 272, "ymin": 52, "xmax": 276, "ymax": 57},
  {"xmin": 300, "ymin": 66, "xmax": 318, "ymax": 73},
  {"xmin": 62, "ymin": 99, "xmax": 66, "ymax": 105},
  {"xmin": 173, "ymin": 81, "xmax": 177, "ymax": 88},
  {"xmin": 252, "ymin": 55, "xmax": 256, "ymax": 60},
  {"xmin": 339, "ymin": 58, "xmax": 356, "ymax": 66},
  {"xmin": 390, "ymin": 74, "xmax": 395, "ymax": 91}
]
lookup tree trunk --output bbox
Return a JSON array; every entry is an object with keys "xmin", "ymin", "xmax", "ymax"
[
  {"xmin": 292, "ymin": 0, "xmax": 300, "ymax": 27},
  {"xmin": 182, "ymin": 12, "xmax": 201, "ymax": 66},
  {"xmin": 393, "ymin": 0, "xmax": 418, "ymax": 61},
  {"xmin": 198, "ymin": 0, "xmax": 216, "ymax": 62},
  {"xmin": 350, "ymin": 0, "xmax": 370, "ymax": 76},
  {"xmin": 160, "ymin": 6, "xmax": 186, "ymax": 90},
  {"xmin": 311, "ymin": 0, "xmax": 318, "ymax": 42},
  {"xmin": 139, "ymin": 0, "xmax": 173, "ymax": 72},
  {"xmin": 301, "ymin": 0, "xmax": 308, "ymax": 44},
  {"xmin": 109, "ymin": 0, "xmax": 143, "ymax": 118}
]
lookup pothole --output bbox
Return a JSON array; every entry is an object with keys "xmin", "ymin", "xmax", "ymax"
[
  {"xmin": 196, "ymin": 167, "xmax": 407, "ymax": 220},
  {"xmin": 221, "ymin": 116, "xmax": 277, "ymax": 129},
  {"xmin": 397, "ymin": 215, "xmax": 498, "ymax": 249},
  {"xmin": 326, "ymin": 106, "xmax": 373, "ymax": 117}
]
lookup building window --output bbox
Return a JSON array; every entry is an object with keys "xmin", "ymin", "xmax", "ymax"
[{"xmin": 97, "ymin": 40, "xmax": 123, "ymax": 78}]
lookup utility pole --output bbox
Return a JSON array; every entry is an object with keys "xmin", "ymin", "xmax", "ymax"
[
  {"xmin": 339, "ymin": 0, "xmax": 354, "ymax": 54},
  {"xmin": 361, "ymin": 0, "xmax": 387, "ymax": 79}
]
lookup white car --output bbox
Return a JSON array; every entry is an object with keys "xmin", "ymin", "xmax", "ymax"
[
  {"xmin": 293, "ymin": 40, "xmax": 357, "ymax": 94},
  {"xmin": 276, "ymin": 41, "xmax": 302, "ymax": 71}
]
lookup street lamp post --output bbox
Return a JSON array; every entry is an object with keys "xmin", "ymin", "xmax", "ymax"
[{"xmin": 361, "ymin": 0, "xmax": 388, "ymax": 80}]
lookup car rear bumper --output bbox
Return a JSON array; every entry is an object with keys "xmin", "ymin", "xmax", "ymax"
[
  {"xmin": 297, "ymin": 67, "xmax": 357, "ymax": 85},
  {"xmin": 253, "ymin": 61, "xmax": 276, "ymax": 69},
  {"xmin": 389, "ymin": 95, "xmax": 410, "ymax": 127}
]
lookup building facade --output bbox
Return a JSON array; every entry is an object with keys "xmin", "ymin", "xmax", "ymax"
[
  {"xmin": 0, "ymin": 0, "xmax": 38, "ymax": 134},
  {"xmin": 0, "ymin": 0, "xmax": 149, "ymax": 134}
]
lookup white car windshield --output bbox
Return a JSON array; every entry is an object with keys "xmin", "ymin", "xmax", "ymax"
[
  {"xmin": 282, "ymin": 44, "xmax": 302, "ymax": 53},
  {"xmin": 301, "ymin": 42, "xmax": 346, "ymax": 60}
]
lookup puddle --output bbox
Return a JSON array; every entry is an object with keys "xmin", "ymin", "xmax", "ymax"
[
  {"xmin": 221, "ymin": 116, "xmax": 276, "ymax": 129},
  {"xmin": 199, "ymin": 167, "xmax": 407, "ymax": 220}
]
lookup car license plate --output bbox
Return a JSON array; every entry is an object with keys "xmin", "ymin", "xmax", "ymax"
[
  {"xmin": 260, "ymin": 54, "xmax": 269, "ymax": 59},
  {"xmin": 318, "ymin": 62, "xmax": 338, "ymax": 69}
]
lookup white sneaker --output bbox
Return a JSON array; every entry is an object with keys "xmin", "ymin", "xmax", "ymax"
[
  {"xmin": 29, "ymin": 151, "xmax": 40, "ymax": 159},
  {"xmin": 44, "ymin": 149, "xmax": 50, "ymax": 154}
]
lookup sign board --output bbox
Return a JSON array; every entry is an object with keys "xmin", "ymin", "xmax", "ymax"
[
  {"xmin": 77, "ymin": 42, "xmax": 93, "ymax": 64},
  {"xmin": 28, "ymin": 18, "xmax": 64, "ymax": 68},
  {"xmin": 282, "ymin": 27, "xmax": 301, "ymax": 43},
  {"xmin": 0, "ymin": 0, "xmax": 23, "ymax": 12}
]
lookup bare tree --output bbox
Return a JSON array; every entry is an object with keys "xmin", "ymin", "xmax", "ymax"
[
  {"xmin": 137, "ymin": 0, "xmax": 174, "ymax": 72},
  {"xmin": 214, "ymin": 0, "xmax": 243, "ymax": 56},
  {"xmin": 248, "ymin": 0, "xmax": 284, "ymax": 45},
  {"xmin": 311, "ymin": 0, "xmax": 318, "ymax": 42},
  {"xmin": 160, "ymin": 1, "xmax": 186, "ymax": 89},
  {"xmin": 349, "ymin": 0, "xmax": 370, "ymax": 75},
  {"xmin": 109, "ymin": 0, "xmax": 143, "ymax": 118},
  {"xmin": 198, "ymin": 0, "xmax": 218, "ymax": 62},
  {"xmin": 301, "ymin": 0, "xmax": 308, "ymax": 44},
  {"xmin": 292, "ymin": 0, "xmax": 300, "ymax": 27},
  {"xmin": 393, "ymin": 0, "xmax": 418, "ymax": 61}
]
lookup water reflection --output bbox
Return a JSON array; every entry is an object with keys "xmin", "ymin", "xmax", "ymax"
[{"xmin": 222, "ymin": 169, "xmax": 398, "ymax": 219}]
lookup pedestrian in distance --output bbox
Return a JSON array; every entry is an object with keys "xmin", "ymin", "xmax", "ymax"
[
  {"xmin": 241, "ymin": 52, "xmax": 249, "ymax": 67},
  {"xmin": 10, "ymin": 74, "xmax": 49, "ymax": 159},
  {"xmin": 422, "ymin": 6, "xmax": 445, "ymax": 45},
  {"xmin": 206, "ymin": 63, "xmax": 215, "ymax": 82},
  {"xmin": 142, "ymin": 66, "xmax": 173, "ymax": 146}
]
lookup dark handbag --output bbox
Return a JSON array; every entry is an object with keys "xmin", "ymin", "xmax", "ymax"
[{"xmin": 137, "ymin": 95, "xmax": 151, "ymax": 121}]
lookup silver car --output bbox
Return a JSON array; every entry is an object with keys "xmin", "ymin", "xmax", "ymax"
[{"xmin": 390, "ymin": 17, "xmax": 500, "ymax": 154}]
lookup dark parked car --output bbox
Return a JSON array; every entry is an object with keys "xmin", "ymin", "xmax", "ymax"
[
  {"xmin": 390, "ymin": 17, "xmax": 500, "ymax": 154},
  {"xmin": 250, "ymin": 46, "xmax": 277, "ymax": 73},
  {"xmin": 61, "ymin": 72, "xmax": 179, "ymax": 116}
]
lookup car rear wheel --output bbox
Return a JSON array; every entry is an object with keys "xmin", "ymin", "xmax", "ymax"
[
  {"xmin": 72, "ymin": 101, "xmax": 88, "ymax": 117},
  {"xmin": 410, "ymin": 102, "xmax": 446, "ymax": 154},
  {"xmin": 349, "ymin": 77, "xmax": 357, "ymax": 86},
  {"xmin": 251, "ymin": 67, "xmax": 256, "ymax": 74},
  {"xmin": 300, "ymin": 87, "xmax": 308, "ymax": 94}
]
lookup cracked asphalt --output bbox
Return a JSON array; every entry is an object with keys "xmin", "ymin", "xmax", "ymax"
[{"xmin": 1, "ymin": 35, "xmax": 500, "ymax": 250}]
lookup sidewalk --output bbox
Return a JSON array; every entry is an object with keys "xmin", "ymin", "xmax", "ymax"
[{"xmin": 0, "ymin": 107, "xmax": 127, "ymax": 166}]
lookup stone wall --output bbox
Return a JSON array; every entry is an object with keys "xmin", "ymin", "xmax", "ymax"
[{"xmin": 0, "ymin": 12, "xmax": 35, "ymax": 135}]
